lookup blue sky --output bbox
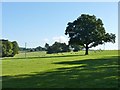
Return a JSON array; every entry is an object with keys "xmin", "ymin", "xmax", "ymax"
[{"xmin": 2, "ymin": 2, "xmax": 118, "ymax": 50}]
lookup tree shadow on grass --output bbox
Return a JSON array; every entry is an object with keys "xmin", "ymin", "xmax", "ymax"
[
  {"xmin": 2, "ymin": 56, "xmax": 119, "ymax": 88},
  {"xmin": 54, "ymin": 56, "xmax": 119, "ymax": 67}
]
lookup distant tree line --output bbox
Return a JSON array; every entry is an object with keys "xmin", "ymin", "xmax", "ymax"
[
  {"xmin": 45, "ymin": 42, "xmax": 70, "ymax": 54},
  {"xmin": 45, "ymin": 42, "xmax": 83, "ymax": 54},
  {"xmin": 19, "ymin": 46, "xmax": 45, "ymax": 52},
  {"xmin": 0, "ymin": 39, "xmax": 19, "ymax": 57}
]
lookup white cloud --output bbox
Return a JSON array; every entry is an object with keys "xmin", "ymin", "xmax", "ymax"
[
  {"xmin": 43, "ymin": 38, "xmax": 49, "ymax": 43},
  {"xmin": 43, "ymin": 36, "xmax": 69, "ymax": 46},
  {"xmin": 52, "ymin": 36, "xmax": 69, "ymax": 45}
]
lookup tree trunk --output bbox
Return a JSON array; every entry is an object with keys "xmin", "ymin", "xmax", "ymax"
[{"xmin": 85, "ymin": 44, "xmax": 89, "ymax": 55}]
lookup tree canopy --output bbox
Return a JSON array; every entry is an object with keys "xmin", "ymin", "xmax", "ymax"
[
  {"xmin": 12, "ymin": 41, "xmax": 19, "ymax": 56},
  {"xmin": 46, "ymin": 42, "xmax": 71, "ymax": 54},
  {"xmin": 65, "ymin": 14, "xmax": 116, "ymax": 55},
  {"xmin": 45, "ymin": 43, "xmax": 49, "ymax": 51},
  {"xmin": 71, "ymin": 44, "xmax": 84, "ymax": 52},
  {"xmin": 0, "ymin": 39, "xmax": 19, "ymax": 57}
]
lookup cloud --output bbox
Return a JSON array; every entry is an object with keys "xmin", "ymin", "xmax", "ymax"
[
  {"xmin": 43, "ymin": 36, "xmax": 69, "ymax": 46},
  {"xmin": 52, "ymin": 36, "xmax": 69, "ymax": 44},
  {"xmin": 43, "ymin": 38, "xmax": 49, "ymax": 43}
]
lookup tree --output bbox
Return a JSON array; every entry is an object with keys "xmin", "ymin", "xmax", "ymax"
[
  {"xmin": 47, "ymin": 47, "xmax": 53, "ymax": 54},
  {"xmin": 0, "ymin": 41, "xmax": 2, "ymax": 57},
  {"xmin": 35, "ymin": 46, "xmax": 45, "ymax": 51},
  {"xmin": 61, "ymin": 43, "xmax": 71, "ymax": 52},
  {"xmin": 0, "ymin": 39, "xmax": 19, "ymax": 57},
  {"xmin": 46, "ymin": 42, "xmax": 70, "ymax": 54},
  {"xmin": 71, "ymin": 44, "xmax": 83, "ymax": 52},
  {"xmin": 45, "ymin": 43, "xmax": 49, "ymax": 51},
  {"xmin": 65, "ymin": 14, "xmax": 116, "ymax": 55},
  {"xmin": 47, "ymin": 42, "xmax": 62, "ymax": 54},
  {"xmin": 12, "ymin": 41, "xmax": 19, "ymax": 56},
  {"xmin": 2, "ymin": 40, "xmax": 13, "ymax": 57}
]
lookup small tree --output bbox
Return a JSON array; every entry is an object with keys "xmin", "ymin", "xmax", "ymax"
[
  {"xmin": 45, "ymin": 43, "xmax": 49, "ymax": 51},
  {"xmin": 71, "ymin": 44, "xmax": 83, "ymax": 52},
  {"xmin": 2, "ymin": 40, "xmax": 13, "ymax": 57},
  {"xmin": 65, "ymin": 14, "xmax": 116, "ymax": 55},
  {"xmin": 0, "ymin": 39, "xmax": 19, "ymax": 57},
  {"xmin": 12, "ymin": 41, "xmax": 19, "ymax": 56}
]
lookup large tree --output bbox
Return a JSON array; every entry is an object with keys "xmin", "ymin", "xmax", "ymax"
[{"xmin": 65, "ymin": 14, "xmax": 116, "ymax": 55}]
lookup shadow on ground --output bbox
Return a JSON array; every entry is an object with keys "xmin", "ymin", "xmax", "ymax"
[{"xmin": 2, "ymin": 56, "xmax": 119, "ymax": 88}]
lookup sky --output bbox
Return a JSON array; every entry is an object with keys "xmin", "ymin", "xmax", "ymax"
[
  {"xmin": 1, "ymin": 0, "xmax": 119, "ymax": 2},
  {"xmin": 2, "ymin": 2, "xmax": 118, "ymax": 50}
]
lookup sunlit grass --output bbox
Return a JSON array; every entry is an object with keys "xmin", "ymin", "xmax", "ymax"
[{"xmin": 2, "ymin": 50, "xmax": 119, "ymax": 88}]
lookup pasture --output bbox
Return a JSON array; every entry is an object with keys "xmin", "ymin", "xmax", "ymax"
[{"xmin": 2, "ymin": 50, "xmax": 119, "ymax": 88}]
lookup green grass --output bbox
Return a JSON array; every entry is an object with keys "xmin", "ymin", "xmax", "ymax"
[{"xmin": 2, "ymin": 50, "xmax": 119, "ymax": 88}]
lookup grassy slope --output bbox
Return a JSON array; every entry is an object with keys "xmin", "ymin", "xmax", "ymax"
[{"xmin": 2, "ymin": 50, "xmax": 119, "ymax": 88}]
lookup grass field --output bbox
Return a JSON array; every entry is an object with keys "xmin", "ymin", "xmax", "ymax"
[{"xmin": 2, "ymin": 50, "xmax": 119, "ymax": 88}]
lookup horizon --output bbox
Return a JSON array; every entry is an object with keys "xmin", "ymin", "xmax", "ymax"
[{"xmin": 2, "ymin": 2, "xmax": 118, "ymax": 50}]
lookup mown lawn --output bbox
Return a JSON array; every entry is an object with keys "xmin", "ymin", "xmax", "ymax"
[{"xmin": 2, "ymin": 50, "xmax": 119, "ymax": 88}]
